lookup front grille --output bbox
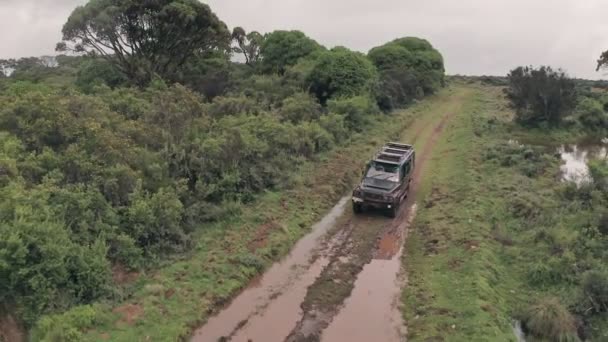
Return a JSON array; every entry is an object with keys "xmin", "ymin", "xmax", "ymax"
[{"xmin": 364, "ymin": 192, "xmax": 384, "ymax": 201}]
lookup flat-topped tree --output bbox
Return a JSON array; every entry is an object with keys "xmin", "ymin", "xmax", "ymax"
[{"xmin": 57, "ymin": 0, "xmax": 230, "ymax": 86}]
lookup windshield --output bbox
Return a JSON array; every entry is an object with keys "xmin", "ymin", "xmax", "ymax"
[{"xmin": 363, "ymin": 161, "xmax": 400, "ymax": 189}]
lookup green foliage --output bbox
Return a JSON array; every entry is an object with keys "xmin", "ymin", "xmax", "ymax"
[
  {"xmin": 575, "ymin": 98, "xmax": 607, "ymax": 129},
  {"xmin": 260, "ymin": 30, "xmax": 323, "ymax": 74},
  {"xmin": 177, "ymin": 55, "xmax": 235, "ymax": 101},
  {"xmin": 308, "ymin": 47, "xmax": 378, "ymax": 104},
  {"xmin": 0, "ymin": 181, "xmax": 112, "ymax": 325},
  {"xmin": 208, "ymin": 95, "xmax": 261, "ymax": 117},
  {"xmin": 231, "ymin": 27, "xmax": 264, "ymax": 67},
  {"xmin": 31, "ymin": 305, "xmax": 101, "ymax": 342},
  {"xmin": 589, "ymin": 159, "xmax": 608, "ymax": 192},
  {"xmin": 523, "ymin": 298, "xmax": 580, "ymax": 342},
  {"xmin": 124, "ymin": 185, "xmax": 187, "ymax": 256},
  {"xmin": 279, "ymin": 92, "xmax": 322, "ymax": 123},
  {"xmin": 368, "ymin": 37, "xmax": 444, "ymax": 110},
  {"xmin": 327, "ymin": 96, "xmax": 380, "ymax": 130},
  {"xmin": 582, "ymin": 270, "xmax": 608, "ymax": 313},
  {"xmin": 506, "ymin": 66, "xmax": 577, "ymax": 126},
  {"xmin": 1, "ymin": 4, "xmax": 450, "ymax": 333},
  {"xmin": 75, "ymin": 58, "xmax": 127, "ymax": 93},
  {"xmin": 59, "ymin": 0, "xmax": 230, "ymax": 86}
]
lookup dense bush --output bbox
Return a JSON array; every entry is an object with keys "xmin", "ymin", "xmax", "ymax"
[
  {"xmin": 31, "ymin": 305, "xmax": 101, "ymax": 342},
  {"xmin": 522, "ymin": 298, "xmax": 579, "ymax": 342},
  {"xmin": 278, "ymin": 92, "xmax": 322, "ymax": 123},
  {"xmin": 581, "ymin": 270, "xmax": 608, "ymax": 313},
  {"xmin": 506, "ymin": 66, "xmax": 577, "ymax": 126},
  {"xmin": 327, "ymin": 96, "xmax": 380, "ymax": 130},
  {"xmin": 369, "ymin": 37, "xmax": 444, "ymax": 110},
  {"xmin": 1, "ymin": 0, "xmax": 446, "ymax": 330},
  {"xmin": 308, "ymin": 47, "xmax": 378, "ymax": 105},
  {"xmin": 575, "ymin": 97, "xmax": 608, "ymax": 130},
  {"xmin": 260, "ymin": 30, "xmax": 323, "ymax": 75},
  {"xmin": 75, "ymin": 58, "xmax": 127, "ymax": 93}
]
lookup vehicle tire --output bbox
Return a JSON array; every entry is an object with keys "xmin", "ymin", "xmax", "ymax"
[
  {"xmin": 388, "ymin": 200, "xmax": 400, "ymax": 218},
  {"xmin": 353, "ymin": 202, "xmax": 363, "ymax": 214}
]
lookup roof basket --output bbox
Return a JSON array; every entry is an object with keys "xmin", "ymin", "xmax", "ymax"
[
  {"xmin": 385, "ymin": 142, "xmax": 413, "ymax": 150},
  {"xmin": 373, "ymin": 142, "xmax": 414, "ymax": 165}
]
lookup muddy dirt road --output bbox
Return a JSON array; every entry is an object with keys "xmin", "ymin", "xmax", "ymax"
[{"xmin": 191, "ymin": 90, "xmax": 467, "ymax": 342}]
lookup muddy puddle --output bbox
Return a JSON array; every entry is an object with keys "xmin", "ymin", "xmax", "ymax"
[
  {"xmin": 191, "ymin": 197, "xmax": 349, "ymax": 342},
  {"xmin": 320, "ymin": 205, "xmax": 417, "ymax": 342},
  {"xmin": 559, "ymin": 142, "xmax": 608, "ymax": 185}
]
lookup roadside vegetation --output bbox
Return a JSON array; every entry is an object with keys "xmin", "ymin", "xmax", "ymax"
[
  {"xmin": 404, "ymin": 67, "xmax": 608, "ymax": 341},
  {"xmin": 0, "ymin": 0, "xmax": 446, "ymax": 340}
]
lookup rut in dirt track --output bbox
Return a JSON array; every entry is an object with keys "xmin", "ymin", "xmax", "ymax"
[{"xmin": 191, "ymin": 107, "xmax": 459, "ymax": 342}]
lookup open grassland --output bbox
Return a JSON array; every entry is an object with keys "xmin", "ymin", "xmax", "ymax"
[{"xmin": 404, "ymin": 84, "xmax": 608, "ymax": 341}]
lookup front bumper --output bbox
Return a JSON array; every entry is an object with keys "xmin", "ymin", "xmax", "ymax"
[{"xmin": 352, "ymin": 196, "xmax": 394, "ymax": 209}]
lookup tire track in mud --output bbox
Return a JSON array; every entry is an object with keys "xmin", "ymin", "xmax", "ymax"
[
  {"xmin": 190, "ymin": 92, "xmax": 464, "ymax": 342},
  {"xmin": 286, "ymin": 109, "xmax": 460, "ymax": 342}
]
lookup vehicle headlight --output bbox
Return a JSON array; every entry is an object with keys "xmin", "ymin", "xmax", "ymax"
[{"xmin": 353, "ymin": 188, "xmax": 362, "ymax": 197}]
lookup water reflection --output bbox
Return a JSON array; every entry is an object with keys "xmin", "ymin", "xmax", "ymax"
[{"xmin": 559, "ymin": 142, "xmax": 608, "ymax": 185}]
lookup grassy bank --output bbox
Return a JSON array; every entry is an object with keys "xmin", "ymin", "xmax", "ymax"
[
  {"xmin": 403, "ymin": 83, "xmax": 608, "ymax": 341},
  {"xmin": 35, "ymin": 88, "xmax": 466, "ymax": 341}
]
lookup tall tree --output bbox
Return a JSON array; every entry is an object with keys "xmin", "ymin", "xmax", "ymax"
[
  {"xmin": 57, "ymin": 0, "xmax": 230, "ymax": 86},
  {"xmin": 260, "ymin": 30, "xmax": 323, "ymax": 74},
  {"xmin": 308, "ymin": 47, "xmax": 378, "ymax": 105},
  {"xmin": 231, "ymin": 27, "xmax": 264, "ymax": 66}
]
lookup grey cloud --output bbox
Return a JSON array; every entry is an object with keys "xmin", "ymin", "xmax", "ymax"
[{"xmin": 1, "ymin": 0, "xmax": 607, "ymax": 79}]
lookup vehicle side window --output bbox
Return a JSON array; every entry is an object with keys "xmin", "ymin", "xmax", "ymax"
[{"xmin": 401, "ymin": 161, "xmax": 409, "ymax": 180}]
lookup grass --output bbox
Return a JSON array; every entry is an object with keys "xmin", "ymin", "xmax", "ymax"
[
  {"xmin": 402, "ymin": 83, "xmax": 608, "ymax": 341},
  {"xmin": 63, "ymin": 87, "xmax": 469, "ymax": 341}
]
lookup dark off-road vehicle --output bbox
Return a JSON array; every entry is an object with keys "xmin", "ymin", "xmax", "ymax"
[{"xmin": 352, "ymin": 142, "xmax": 415, "ymax": 218}]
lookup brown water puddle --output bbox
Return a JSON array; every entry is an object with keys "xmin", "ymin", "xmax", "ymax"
[
  {"xmin": 191, "ymin": 197, "xmax": 349, "ymax": 342},
  {"xmin": 320, "ymin": 205, "xmax": 417, "ymax": 342},
  {"xmin": 318, "ymin": 109, "xmax": 456, "ymax": 341}
]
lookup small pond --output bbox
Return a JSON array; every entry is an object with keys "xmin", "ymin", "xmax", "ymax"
[{"xmin": 559, "ymin": 139, "xmax": 608, "ymax": 185}]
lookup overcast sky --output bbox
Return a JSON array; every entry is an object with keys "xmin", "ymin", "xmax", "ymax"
[{"xmin": 2, "ymin": 0, "xmax": 608, "ymax": 79}]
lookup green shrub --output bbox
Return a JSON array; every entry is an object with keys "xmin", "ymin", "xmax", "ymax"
[
  {"xmin": 582, "ymin": 270, "xmax": 608, "ymax": 313},
  {"xmin": 278, "ymin": 92, "xmax": 322, "ymax": 123},
  {"xmin": 375, "ymin": 68, "xmax": 421, "ymax": 111},
  {"xmin": 32, "ymin": 305, "xmax": 100, "ymax": 342},
  {"xmin": 368, "ymin": 36, "xmax": 444, "ymax": 106},
  {"xmin": 506, "ymin": 66, "xmax": 577, "ymax": 126},
  {"xmin": 576, "ymin": 97, "xmax": 608, "ymax": 130},
  {"xmin": 308, "ymin": 47, "xmax": 378, "ymax": 104},
  {"xmin": 319, "ymin": 113, "xmax": 349, "ymax": 143},
  {"xmin": 208, "ymin": 95, "xmax": 261, "ymax": 117},
  {"xmin": 588, "ymin": 159, "xmax": 608, "ymax": 193},
  {"xmin": 260, "ymin": 30, "xmax": 323, "ymax": 74},
  {"xmin": 75, "ymin": 58, "xmax": 127, "ymax": 93},
  {"xmin": 327, "ymin": 96, "xmax": 379, "ymax": 131},
  {"xmin": 522, "ymin": 297, "xmax": 579, "ymax": 342}
]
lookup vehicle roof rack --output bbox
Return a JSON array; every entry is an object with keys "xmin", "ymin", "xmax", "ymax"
[
  {"xmin": 385, "ymin": 142, "xmax": 413, "ymax": 150},
  {"xmin": 373, "ymin": 142, "xmax": 414, "ymax": 165}
]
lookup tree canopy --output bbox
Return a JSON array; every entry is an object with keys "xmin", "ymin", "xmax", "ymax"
[
  {"xmin": 506, "ymin": 66, "xmax": 576, "ymax": 126},
  {"xmin": 260, "ymin": 30, "xmax": 323, "ymax": 74},
  {"xmin": 308, "ymin": 47, "xmax": 378, "ymax": 104},
  {"xmin": 231, "ymin": 27, "xmax": 265, "ymax": 67},
  {"xmin": 58, "ymin": 0, "xmax": 230, "ymax": 86},
  {"xmin": 368, "ymin": 37, "xmax": 444, "ymax": 110}
]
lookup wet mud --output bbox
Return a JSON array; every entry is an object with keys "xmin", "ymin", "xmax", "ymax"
[{"xmin": 192, "ymin": 108, "xmax": 458, "ymax": 342}]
